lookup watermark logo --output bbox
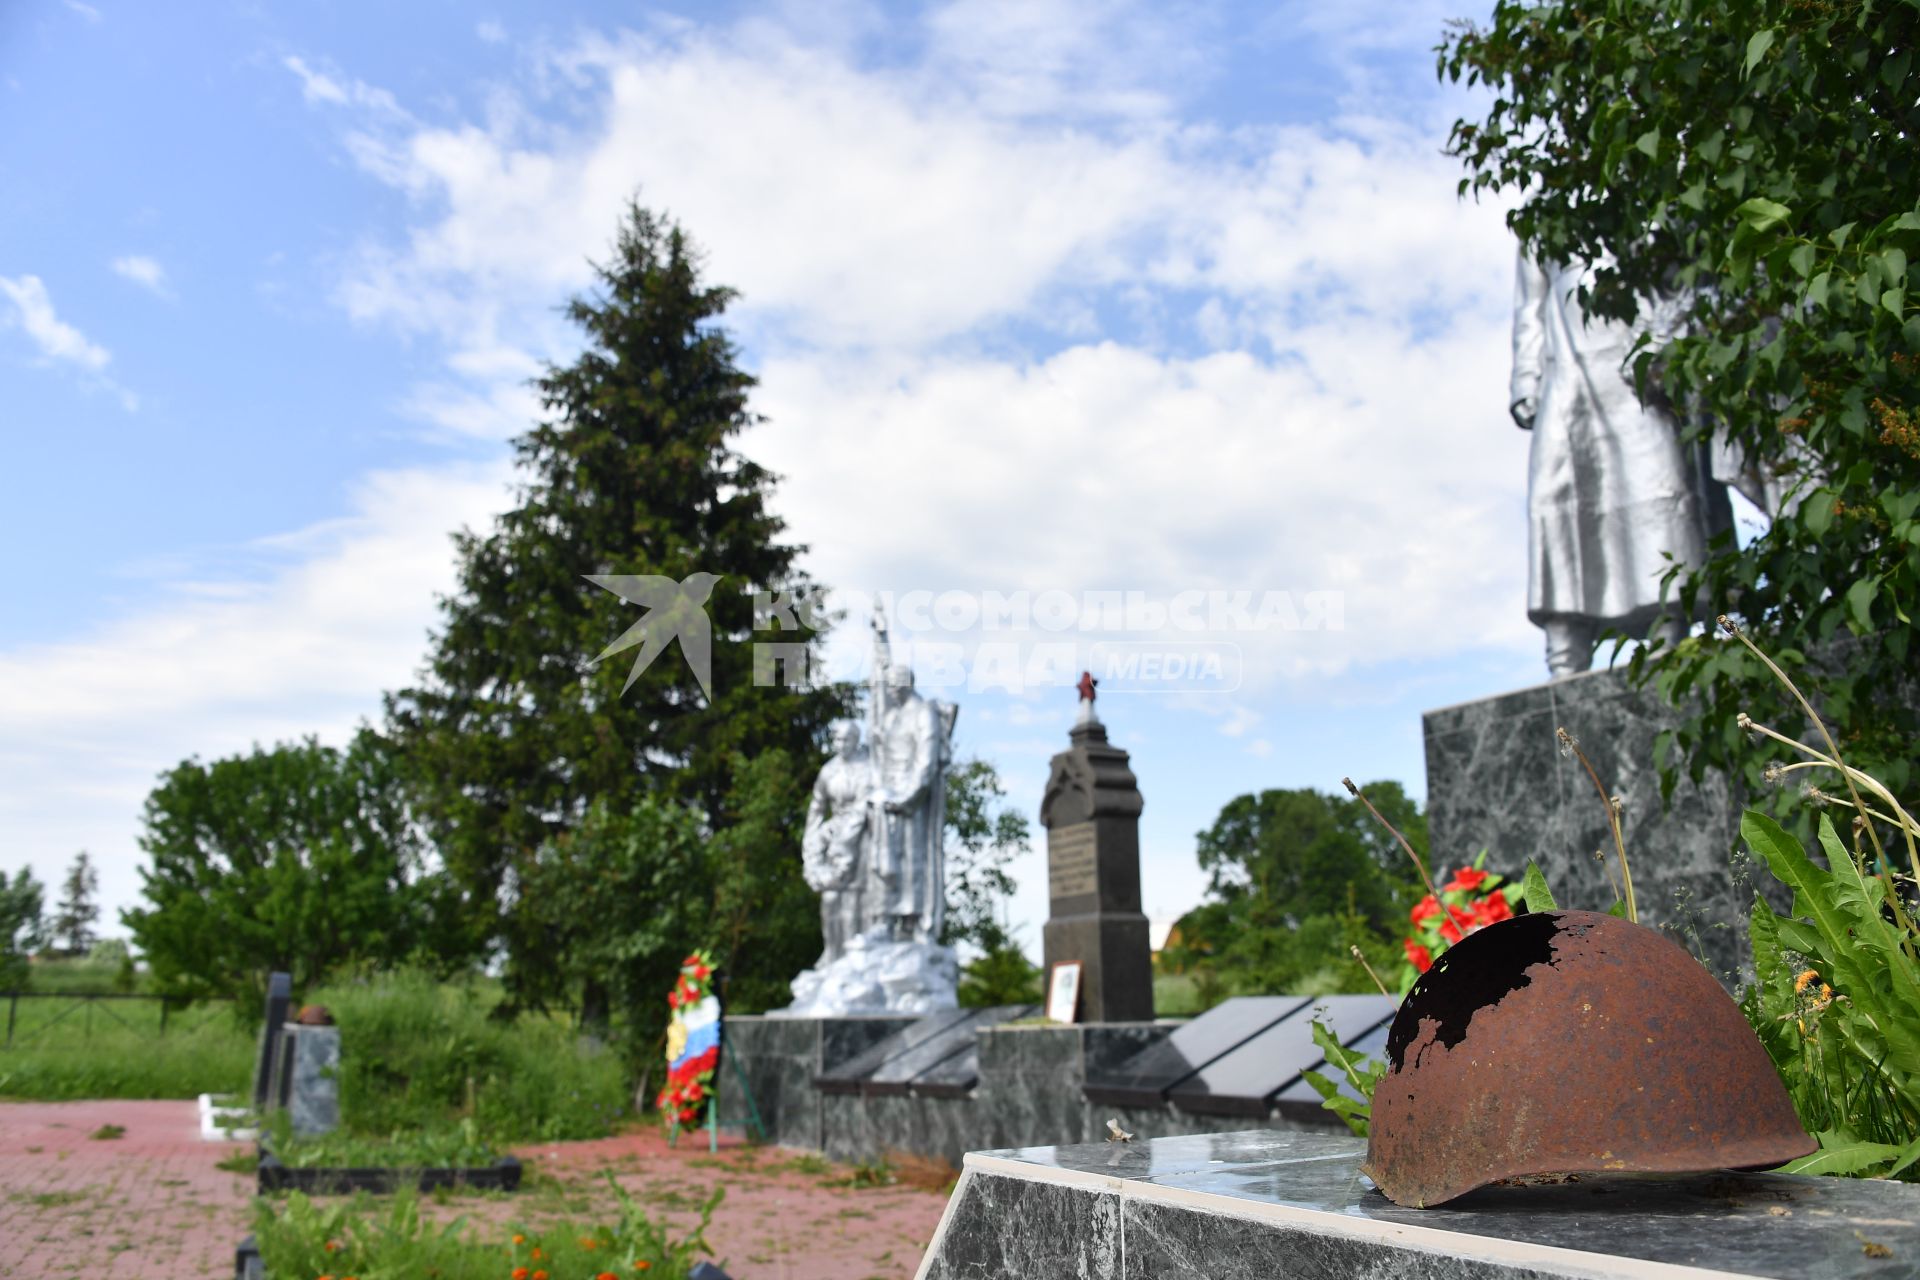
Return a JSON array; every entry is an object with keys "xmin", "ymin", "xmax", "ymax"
[{"xmin": 587, "ymin": 572, "xmax": 719, "ymax": 700}]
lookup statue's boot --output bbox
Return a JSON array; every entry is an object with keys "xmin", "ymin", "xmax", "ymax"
[{"xmin": 1543, "ymin": 618, "xmax": 1597, "ymax": 678}]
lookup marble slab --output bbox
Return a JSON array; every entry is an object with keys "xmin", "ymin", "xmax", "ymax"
[
  {"xmin": 863, "ymin": 1005, "xmax": 1038, "ymax": 1097},
  {"xmin": 1423, "ymin": 669, "xmax": 1789, "ymax": 988},
  {"xmin": 815, "ymin": 1010, "xmax": 973, "ymax": 1094},
  {"xmin": 1082, "ymin": 996, "xmax": 1309, "ymax": 1108},
  {"xmin": 919, "ymin": 1129, "xmax": 1920, "ymax": 1280},
  {"xmin": 1167, "ymin": 994, "xmax": 1395, "ymax": 1118}
]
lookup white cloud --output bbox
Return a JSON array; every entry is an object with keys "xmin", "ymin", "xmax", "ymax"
[
  {"xmin": 0, "ymin": 274, "xmax": 110, "ymax": 370},
  {"xmin": 0, "ymin": 460, "xmax": 514, "ymax": 938},
  {"xmin": 62, "ymin": 0, "xmax": 102, "ymax": 23},
  {"xmin": 111, "ymin": 254, "xmax": 168, "ymax": 295},
  {"xmin": 477, "ymin": 20, "xmax": 507, "ymax": 44}
]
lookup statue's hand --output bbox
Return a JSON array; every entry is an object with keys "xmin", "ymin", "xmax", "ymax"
[{"xmin": 1510, "ymin": 397, "xmax": 1536, "ymax": 430}]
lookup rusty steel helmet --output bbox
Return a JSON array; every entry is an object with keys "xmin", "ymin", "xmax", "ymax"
[{"xmin": 1363, "ymin": 909, "xmax": 1812, "ymax": 1208}]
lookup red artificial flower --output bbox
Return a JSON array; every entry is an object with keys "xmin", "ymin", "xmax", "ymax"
[
  {"xmin": 1410, "ymin": 894, "xmax": 1440, "ymax": 925},
  {"xmin": 1443, "ymin": 866, "xmax": 1489, "ymax": 893},
  {"xmin": 1404, "ymin": 939, "xmax": 1433, "ymax": 973},
  {"xmin": 1472, "ymin": 894, "xmax": 1514, "ymax": 927},
  {"xmin": 684, "ymin": 1080, "xmax": 704, "ymax": 1102}
]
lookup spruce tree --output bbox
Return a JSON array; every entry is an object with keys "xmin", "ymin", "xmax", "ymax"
[
  {"xmin": 52, "ymin": 851, "xmax": 99, "ymax": 957},
  {"xmin": 386, "ymin": 203, "xmax": 843, "ymax": 1013}
]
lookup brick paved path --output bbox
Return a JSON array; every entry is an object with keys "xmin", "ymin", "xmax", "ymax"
[
  {"xmin": 0, "ymin": 1099, "xmax": 252, "ymax": 1278},
  {"xmin": 0, "ymin": 1102, "xmax": 946, "ymax": 1280}
]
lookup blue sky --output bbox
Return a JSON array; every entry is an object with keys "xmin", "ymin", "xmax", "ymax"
[{"xmin": 0, "ymin": 0, "xmax": 1542, "ymax": 954}]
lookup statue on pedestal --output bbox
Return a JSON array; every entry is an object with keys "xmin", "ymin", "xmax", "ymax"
[
  {"xmin": 777, "ymin": 607, "xmax": 960, "ymax": 1016},
  {"xmin": 1510, "ymin": 249, "xmax": 1732, "ymax": 677}
]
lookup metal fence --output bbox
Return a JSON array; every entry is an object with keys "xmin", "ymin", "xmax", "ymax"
[{"xmin": 1, "ymin": 991, "xmax": 236, "ymax": 1048}]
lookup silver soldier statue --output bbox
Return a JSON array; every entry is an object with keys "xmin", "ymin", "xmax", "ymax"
[
  {"xmin": 867, "ymin": 610, "xmax": 955, "ymax": 944},
  {"xmin": 776, "ymin": 605, "xmax": 960, "ymax": 1015},
  {"xmin": 801, "ymin": 720, "xmax": 870, "ymax": 965},
  {"xmin": 1510, "ymin": 249, "xmax": 1731, "ymax": 677}
]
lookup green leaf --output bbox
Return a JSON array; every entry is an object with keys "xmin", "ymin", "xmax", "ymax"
[
  {"xmin": 1519, "ymin": 860, "xmax": 1559, "ymax": 912},
  {"xmin": 1883, "ymin": 287, "xmax": 1907, "ymax": 318},
  {"xmin": 1895, "ymin": 212, "xmax": 1920, "ymax": 232},
  {"xmin": 1885, "ymin": 248, "xmax": 1910, "ymax": 280},
  {"xmin": 1606, "ymin": 899, "xmax": 1629, "ymax": 918},
  {"xmin": 1634, "ymin": 127, "xmax": 1660, "ymax": 159},
  {"xmin": 1806, "ymin": 270, "xmax": 1831, "ymax": 308},
  {"xmin": 1847, "ymin": 577, "xmax": 1879, "ymax": 629},
  {"xmin": 1831, "ymin": 222, "xmax": 1857, "ymax": 249},
  {"xmin": 1803, "ymin": 490, "xmax": 1837, "ymax": 536},
  {"xmin": 1743, "ymin": 29, "xmax": 1777, "ymax": 76},
  {"xmin": 1779, "ymin": 1135, "xmax": 1902, "ymax": 1177},
  {"xmin": 1736, "ymin": 197, "xmax": 1792, "ymax": 233},
  {"xmin": 1788, "ymin": 243, "xmax": 1818, "ymax": 278}
]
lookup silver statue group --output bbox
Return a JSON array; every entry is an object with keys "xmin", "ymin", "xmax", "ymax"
[
  {"xmin": 802, "ymin": 609, "xmax": 957, "ymax": 960},
  {"xmin": 1512, "ymin": 251, "xmax": 1808, "ymax": 677}
]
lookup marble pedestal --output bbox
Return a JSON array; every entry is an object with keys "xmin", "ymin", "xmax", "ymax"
[
  {"xmin": 1424, "ymin": 667, "xmax": 1784, "ymax": 986},
  {"xmin": 279, "ymin": 1024, "xmax": 340, "ymax": 1137},
  {"xmin": 920, "ymin": 1130, "xmax": 1920, "ymax": 1279}
]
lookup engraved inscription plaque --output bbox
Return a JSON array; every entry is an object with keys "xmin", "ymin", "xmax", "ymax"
[{"xmin": 1049, "ymin": 822, "xmax": 1098, "ymax": 899}]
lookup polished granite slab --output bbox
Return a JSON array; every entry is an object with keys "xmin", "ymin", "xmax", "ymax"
[
  {"xmin": 1167, "ymin": 994, "xmax": 1395, "ymax": 1118},
  {"xmin": 815, "ymin": 1008, "xmax": 976, "ymax": 1095},
  {"xmin": 1082, "ymin": 996, "xmax": 1310, "ymax": 1108},
  {"xmin": 920, "ymin": 1129, "xmax": 1920, "ymax": 1279},
  {"xmin": 862, "ymin": 1005, "xmax": 1037, "ymax": 1097}
]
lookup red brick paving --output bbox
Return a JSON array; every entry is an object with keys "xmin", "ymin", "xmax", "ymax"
[
  {"xmin": 0, "ymin": 1102, "xmax": 946, "ymax": 1280},
  {"xmin": 0, "ymin": 1099, "xmax": 252, "ymax": 1278}
]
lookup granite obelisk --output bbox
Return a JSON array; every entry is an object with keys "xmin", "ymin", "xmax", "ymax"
[{"xmin": 1039, "ymin": 673, "xmax": 1154, "ymax": 1022}]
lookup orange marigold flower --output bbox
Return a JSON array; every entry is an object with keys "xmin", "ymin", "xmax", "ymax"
[
  {"xmin": 531, "ymin": 1248, "xmax": 545, "ymax": 1261},
  {"xmin": 580, "ymin": 1237, "xmax": 599, "ymax": 1249},
  {"xmin": 323, "ymin": 1242, "xmax": 340, "ymax": 1254},
  {"xmin": 512, "ymin": 1234, "xmax": 526, "ymax": 1245},
  {"xmin": 533, "ymin": 1272, "xmax": 549, "ymax": 1280},
  {"xmin": 597, "ymin": 1272, "xmax": 618, "ymax": 1280},
  {"xmin": 634, "ymin": 1260, "xmax": 653, "ymax": 1270},
  {"xmin": 513, "ymin": 1269, "xmax": 529, "ymax": 1280}
]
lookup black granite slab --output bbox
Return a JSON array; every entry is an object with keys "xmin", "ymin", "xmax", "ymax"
[
  {"xmin": 862, "ymin": 1005, "xmax": 1037, "ymax": 1097},
  {"xmin": 814, "ymin": 1008, "xmax": 976, "ymax": 1094},
  {"xmin": 925, "ymin": 1129, "xmax": 1920, "ymax": 1280},
  {"xmin": 1167, "ymin": 994, "xmax": 1395, "ymax": 1118},
  {"xmin": 1082, "ymin": 996, "xmax": 1309, "ymax": 1108}
]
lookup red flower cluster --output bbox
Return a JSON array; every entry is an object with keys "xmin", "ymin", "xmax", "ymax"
[{"xmin": 1400, "ymin": 861, "xmax": 1516, "ymax": 980}]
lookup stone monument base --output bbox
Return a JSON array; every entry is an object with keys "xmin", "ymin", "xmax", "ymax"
[
  {"xmin": 774, "ymin": 935, "xmax": 959, "ymax": 1017},
  {"xmin": 919, "ymin": 1129, "xmax": 1920, "ymax": 1278},
  {"xmin": 1423, "ymin": 666, "xmax": 1783, "ymax": 987}
]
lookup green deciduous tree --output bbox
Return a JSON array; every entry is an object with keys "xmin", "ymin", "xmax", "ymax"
[
  {"xmin": 1, "ymin": 866, "xmax": 45, "ymax": 990},
  {"xmin": 51, "ymin": 851, "xmax": 99, "ymax": 957},
  {"xmin": 123, "ymin": 730, "xmax": 433, "ymax": 1005},
  {"xmin": 384, "ymin": 202, "xmax": 845, "ymax": 1007},
  {"xmin": 1439, "ymin": 0, "xmax": 1920, "ymax": 811},
  {"xmin": 515, "ymin": 797, "xmax": 713, "ymax": 1055},
  {"xmin": 1178, "ymin": 783, "xmax": 1426, "ymax": 996},
  {"xmin": 940, "ymin": 759, "xmax": 1032, "ymax": 956}
]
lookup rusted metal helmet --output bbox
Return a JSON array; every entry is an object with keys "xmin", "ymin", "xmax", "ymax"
[{"xmin": 1363, "ymin": 909, "xmax": 1812, "ymax": 1207}]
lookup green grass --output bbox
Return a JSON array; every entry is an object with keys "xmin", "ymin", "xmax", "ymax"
[
  {"xmin": 13, "ymin": 958, "xmax": 153, "ymax": 995},
  {"xmin": 0, "ymin": 966, "xmax": 630, "ymax": 1148},
  {"xmin": 1152, "ymin": 972, "xmax": 1205, "ymax": 1016},
  {"xmin": 0, "ymin": 993, "xmax": 252, "ymax": 1100},
  {"xmin": 255, "ymin": 1177, "xmax": 724, "ymax": 1280},
  {"xmin": 307, "ymin": 967, "xmax": 631, "ymax": 1145}
]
